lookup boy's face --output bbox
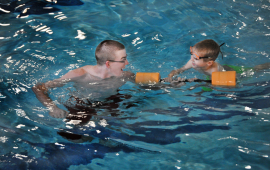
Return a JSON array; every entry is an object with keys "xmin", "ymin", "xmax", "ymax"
[
  {"xmin": 108, "ymin": 49, "xmax": 129, "ymax": 77},
  {"xmin": 190, "ymin": 47, "xmax": 209, "ymax": 69}
]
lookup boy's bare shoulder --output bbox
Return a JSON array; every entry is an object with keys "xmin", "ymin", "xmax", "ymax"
[
  {"xmin": 60, "ymin": 65, "xmax": 96, "ymax": 79},
  {"xmin": 72, "ymin": 72, "xmax": 102, "ymax": 83},
  {"xmin": 60, "ymin": 67, "xmax": 86, "ymax": 79},
  {"xmin": 205, "ymin": 66, "xmax": 219, "ymax": 76},
  {"xmin": 80, "ymin": 65, "xmax": 95, "ymax": 73},
  {"xmin": 211, "ymin": 62, "xmax": 224, "ymax": 73},
  {"xmin": 82, "ymin": 65, "xmax": 94, "ymax": 69}
]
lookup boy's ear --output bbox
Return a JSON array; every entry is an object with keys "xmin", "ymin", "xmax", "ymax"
[
  {"xmin": 207, "ymin": 60, "xmax": 213, "ymax": 66},
  {"xmin": 105, "ymin": 61, "xmax": 110, "ymax": 68}
]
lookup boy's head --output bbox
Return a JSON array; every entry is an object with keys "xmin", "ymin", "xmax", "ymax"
[
  {"xmin": 95, "ymin": 40, "xmax": 125, "ymax": 65},
  {"xmin": 192, "ymin": 39, "xmax": 220, "ymax": 62},
  {"xmin": 95, "ymin": 40, "xmax": 128, "ymax": 77}
]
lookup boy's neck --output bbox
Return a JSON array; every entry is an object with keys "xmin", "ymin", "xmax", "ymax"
[
  {"xmin": 94, "ymin": 65, "xmax": 112, "ymax": 79},
  {"xmin": 195, "ymin": 61, "xmax": 216, "ymax": 76},
  {"xmin": 204, "ymin": 61, "xmax": 216, "ymax": 70}
]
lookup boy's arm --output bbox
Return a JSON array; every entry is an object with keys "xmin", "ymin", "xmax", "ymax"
[
  {"xmin": 164, "ymin": 59, "xmax": 193, "ymax": 82},
  {"xmin": 168, "ymin": 59, "xmax": 193, "ymax": 77},
  {"xmin": 32, "ymin": 68, "xmax": 86, "ymax": 118},
  {"xmin": 32, "ymin": 78, "xmax": 70, "ymax": 118}
]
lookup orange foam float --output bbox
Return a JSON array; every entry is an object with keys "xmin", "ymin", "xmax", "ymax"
[
  {"xmin": 135, "ymin": 71, "xmax": 236, "ymax": 86},
  {"xmin": 211, "ymin": 71, "xmax": 236, "ymax": 86},
  {"xmin": 135, "ymin": 72, "xmax": 160, "ymax": 84}
]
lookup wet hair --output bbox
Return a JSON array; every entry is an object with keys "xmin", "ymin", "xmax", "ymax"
[
  {"xmin": 95, "ymin": 40, "xmax": 125, "ymax": 65},
  {"xmin": 194, "ymin": 39, "xmax": 220, "ymax": 61}
]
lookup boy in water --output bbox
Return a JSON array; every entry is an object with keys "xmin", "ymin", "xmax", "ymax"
[
  {"xmin": 165, "ymin": 39, "xmax": 270, "ymax": 82},
  {"xmin": 165, "ymin": 39, "xmax": 224, "ymax": 82},
  {"xmin": 32, "ymin": 40, "xmax": 134, "ymax": 119}
]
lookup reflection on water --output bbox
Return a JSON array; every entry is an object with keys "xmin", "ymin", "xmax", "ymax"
[
  {"xmin": 0, "ymin": 0, "xmax": 83, "ymax": 18},
  {"xmin": 1, "ymin": 0, "xmax": 270, "ymax": 169}
]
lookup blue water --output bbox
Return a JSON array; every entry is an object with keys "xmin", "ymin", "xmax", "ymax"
[{"xmin": 1, "ymin": 0, "xmax": 270, "ymax": 169}]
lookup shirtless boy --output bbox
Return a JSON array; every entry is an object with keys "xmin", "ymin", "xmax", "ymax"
[
  {"xmin": 165, "ymin": 39, "xmax": 270, "ymax": 82},
  {"xmin": 165, "ymin": 39, "xmax": 224, "ymax": 82},
  {"xmin": 32, "ymin": 40, "xmax": 134, "ymax": 118}
]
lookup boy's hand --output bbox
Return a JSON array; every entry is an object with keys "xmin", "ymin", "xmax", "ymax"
[
  {"xmin": 169, "ymin": 77, "xmax": 198, "ymax": 83},
  {"xmin": 49, "ymin": 106, "xmax": 69, "ymax": 118},
  {"xmin": 176, "ymin": 77, "xmax": 186, "ymax": 82},
  {"xmin": 187, "ymin": 78, "xmax": 198, "ymax": 82},
  {"xmin": 168, "ymin": 70, "xmax": 178, "ymax": 78},
  {"xmin": 32, "ymin": 83, "xmax": 48, "ymax": 94},
  {"xmin": 171, "ymin": 80, "xmax": 186, "ymax": 87},
  {"xmin": 163, "ymin": 77, "xmax": 173, "ymax": 82}
]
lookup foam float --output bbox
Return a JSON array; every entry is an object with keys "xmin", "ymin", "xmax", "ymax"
[{"xmin": 135, "ymin": 71, "xmax": 236, "ymax": 86}]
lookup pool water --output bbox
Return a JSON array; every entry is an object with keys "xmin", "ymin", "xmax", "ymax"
[{"xmin": 1, "ymin": 0, "xmax": 270, "ymax": 169}]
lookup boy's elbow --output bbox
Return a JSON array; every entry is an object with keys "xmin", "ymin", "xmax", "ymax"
[
  {"xmin": 31, "ymin": 85, "xmax": 36, "ymax": 92},
  {"xmin": 32, "ymin": 83, "xmax": 48, "ymax": 93},
  {"xmin": 32, "ymin": 83, "xmax": 40, "ymax": 90},
  {"xmin": 32, "ymin": 84, "xmax": 41, "ymax": 94}
]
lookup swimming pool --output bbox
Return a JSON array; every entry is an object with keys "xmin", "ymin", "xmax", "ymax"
[{"xmin": 0, "ymin": 0, "xmax": 270, "ymax": 169}]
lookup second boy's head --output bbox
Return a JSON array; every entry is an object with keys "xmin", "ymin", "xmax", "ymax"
[
  {"xmin": 190, "ymin": 39, "xmax": 221, "ymax": 69},
  {"xmin": 191, "ymin": 39, "xmax": 220, "ymax": 62}
]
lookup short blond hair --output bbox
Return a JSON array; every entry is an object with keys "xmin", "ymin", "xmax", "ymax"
[{"xmin": 95, "ymin": 40, "xmax": 125, "ymax": 65}]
